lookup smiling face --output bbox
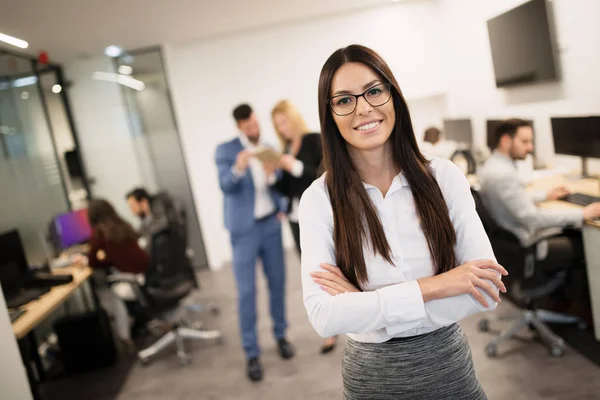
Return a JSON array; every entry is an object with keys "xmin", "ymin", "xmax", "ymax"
[{"xmin": 329, "ymin": 62, "xmax": 395, "ymax": 154}]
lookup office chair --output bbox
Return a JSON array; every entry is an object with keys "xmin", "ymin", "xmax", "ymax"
[
  {"xmin": 108, "ymin": 231, "xmax": 222, "ymax": 366},
  {"xmin": 158, "ymin": 192, "xmax": 202, "ymax": 287},
  {"xmin": 450, "ymin": 149, "xmax": 477, "ymax": 175},
  {"xmin": 471, "ymin": 188, "xmax": 584, "ymax": 357}
]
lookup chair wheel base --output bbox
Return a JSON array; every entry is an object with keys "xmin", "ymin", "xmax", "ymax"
[
  {"xmin": 550, "ymin": 345, "xmax": 565, "ymax": 358},
  {"xmin": 478, "ymin": 319, "xmax": 490, "ymax": 332},
  {"xmin": 485, "ymin": 343, "xmax": 498, "ymax": 357}
]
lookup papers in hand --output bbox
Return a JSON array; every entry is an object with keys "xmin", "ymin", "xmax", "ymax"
[{"xmin": 253, "ymin": 146, "xmax": 281, "ymax": 163}]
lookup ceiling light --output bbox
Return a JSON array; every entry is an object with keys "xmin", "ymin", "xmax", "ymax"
[
  {"xmin": 0, "ymin": 32, "xmax": 28, "ymax": 49},
  {"xmin": 13, "ymin": 76, "xmax": 37, "ymax": 88},
  {"xmin": 92, "ymin": 71, "xmax": 145, "ymax": 91},
  {"xmin": 118, "ymin": 65, "xmax": 133, "ymax": 75},
  {"xmin": 52, "ymin": 84, "xmax": 62, "ymax": 94},
  {"xmin": 21, "ymin": 91, "xmax": 29, "ymax": 100},
  {"xmin": 104, "ymin": 45, "xmax": 123, "ymax": 58}
]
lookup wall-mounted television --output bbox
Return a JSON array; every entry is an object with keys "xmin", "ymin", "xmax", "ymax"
[{"xmin": 487, "ymin": 0, "xmax": 558, "ymax": 88}]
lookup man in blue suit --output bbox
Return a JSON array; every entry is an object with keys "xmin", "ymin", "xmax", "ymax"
[{"xmin": 215, "ymin": 104, "xmax": 294, "ymax": 382}]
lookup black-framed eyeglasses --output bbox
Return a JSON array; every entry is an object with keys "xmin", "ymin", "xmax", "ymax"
[{"xmin": 328, "ymin": 82, "xmax": 392, "ymax": 116}]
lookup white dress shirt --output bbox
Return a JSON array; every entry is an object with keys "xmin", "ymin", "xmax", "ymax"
[
  {"xmin": 298, "ymin": 158, "xmax": 499, "ymax": 342},
  {"xmin": 233, "ymin": 134, "xmax": 276, "ymax": 219},
  {"xmin": 478, "ymin": 151, "xmax": 583, "ymax": 247}
]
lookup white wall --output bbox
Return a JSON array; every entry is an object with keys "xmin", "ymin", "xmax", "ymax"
[
  {"xmin": 0, "ymin": 287, "xmax": 33, "ymax": 400},
  {"xmin": 165, "ymin": 0, "xmax": 445, "ymax": 268},
  {"xmin": 438, "ymin": 0, "xmax": 600, "ymax": 170}
]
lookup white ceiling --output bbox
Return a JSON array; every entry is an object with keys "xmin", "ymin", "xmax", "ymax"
[{"xmin": 0, "ymin": 0, "xmax": 398, "ymax": 63}]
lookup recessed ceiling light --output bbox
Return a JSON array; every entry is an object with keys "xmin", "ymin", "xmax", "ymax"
[
  {"xmin": 104, "ymin": 45, "xmax": 123, "ymax": 58},
  {"xmin": 52, "ymin": 84, "xmax": 62, "ymax": 94},
  {"xmin": 21, "ymin": 91, "xmax": 29, "ymax": 100},
  {"xmin": 118, "ymin": 65, "xmax": 133, "ymax": 75},
  {"xmin": 0, "ymin": 32, "xmax": 28, "ymax": 49}
]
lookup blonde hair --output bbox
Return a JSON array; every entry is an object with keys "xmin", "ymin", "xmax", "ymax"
[{"xmin": 271, "ymin": 100, "xmax": 309, "ymax": 150}]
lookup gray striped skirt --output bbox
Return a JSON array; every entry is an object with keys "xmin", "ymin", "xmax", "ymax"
[{"xmin": 342, "ymin": 324, "xmax": 487, "ymax": 400}]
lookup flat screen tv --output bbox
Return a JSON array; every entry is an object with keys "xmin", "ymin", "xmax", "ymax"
[{"xmin": 487, "ymin": 0, "xmax": 558, "ymax": 88}]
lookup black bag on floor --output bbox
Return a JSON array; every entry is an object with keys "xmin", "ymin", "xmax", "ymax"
[{"xmin": 53, "ymin": 310, "xmax": 117, "ymax": 374}]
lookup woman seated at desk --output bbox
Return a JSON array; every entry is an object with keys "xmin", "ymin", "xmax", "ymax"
[
  {"xmin": 419, "ymin": 126, "xmax": 457, "ymax": 160},
  {"xmin": 75, "ymin": 199, "xmax": 152, "ymax": 348}
]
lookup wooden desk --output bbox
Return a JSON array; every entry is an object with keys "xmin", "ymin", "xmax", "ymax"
[
  {"xmin": 528, "ymin": 177, "xmax": 600, "ymax": 341},
  {"xmin": 11, "ymin": 265, "xmax": 94, "ymax": 400},
  {"xmin": 12, "ymin": 266, "xmax": 93, "ymax": 340}
]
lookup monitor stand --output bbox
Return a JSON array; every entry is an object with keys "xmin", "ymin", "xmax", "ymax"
[
  {"xmin": 581, "ymin": 157, "xmax": 593, "ymax": 179},
  {"xmin": 569, "ymin": 157, "xmax": 595, "ymax": 180}
]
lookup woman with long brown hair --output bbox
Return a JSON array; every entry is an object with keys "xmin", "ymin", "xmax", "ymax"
[
  {"xmin": 83, "ymin": 199, "xmax": 150, "ymax": 346},
  {"xmin": 271, "ymin": 100, "xmax": 337, "ymax": 354},
  {"xmin": 87, "ymin": 199, "xmax": 149, "ymax": 274},
  {"xmin": 299, "ymin": 45, "xmax": 507, "ymax": 399}
]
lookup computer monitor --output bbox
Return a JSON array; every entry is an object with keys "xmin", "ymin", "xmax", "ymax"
[
  {"xmin": 64, "ymin": 150, "xmax": 84, "ymax": 179},
  {"xmin": 53, "ymin": 209, "xmax": 92, "ymax": 249},
  {"xmin": 551, "ymin": 116, "xmax": 600, "ymax": 176},
  {"xmin": 0, "ymin": 230, "xmax": 30, "ymax": 299},
  {"xmin": 443, "ymin": 119, "xmax": 473, "ymax": 146}
]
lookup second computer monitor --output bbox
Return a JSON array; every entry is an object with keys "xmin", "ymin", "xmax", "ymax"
[
  {"xmin": 443, "ymin": 119, "xmax": 473, "ymax": 145},
  {"xmin": 551, "ymin": 116, "xmax": 600, "ymax": 159},
  {"xmin": 54, "ymin": 209, "xmax": 92, "ymax": 249}
]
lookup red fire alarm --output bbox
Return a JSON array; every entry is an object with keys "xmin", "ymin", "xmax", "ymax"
[{"xmin": 38, "ymin": 51, "xmax": 49, "ymax": 65}]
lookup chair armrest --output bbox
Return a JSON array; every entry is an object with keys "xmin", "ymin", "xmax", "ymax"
[{"xmin": 522, "ymin": 227, "xmax": 564, "ymax": 248}]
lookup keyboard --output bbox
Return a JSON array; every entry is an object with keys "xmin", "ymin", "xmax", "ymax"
[
  {"xmin": 563, "ymin": 193, "xmax": 600, "ymax": 207},
  {"xmin": 9, "ymin": 308, "xmax": 26, "ymax": 323},
  {"xmin": 6, "ymin": 287, "xmax": 51, "ymax": 309}
]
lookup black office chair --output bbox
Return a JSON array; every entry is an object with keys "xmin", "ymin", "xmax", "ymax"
[
  {"xmin": 450, "ymin": 149, "xmax": 477, "ymax": 174},
  {"xmin": 109, "ymin": 231, "xmax": 222, "ymax": 366},
  {"xmin": 471, "ymin": 188, "xmax": 583, "ymax": 357},
  {"xmin": 156, "ymin": 192, "xmax": 201, "ymax": 287}
]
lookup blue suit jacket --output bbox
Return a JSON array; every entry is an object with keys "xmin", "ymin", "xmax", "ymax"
[{"xmin": 215, "ymin": 138, "xmax": 284, "ymax": 235}]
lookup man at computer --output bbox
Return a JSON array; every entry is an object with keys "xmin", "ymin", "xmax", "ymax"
[
  {"xmin": 126, "ymin": 188, "xmax": 183, "ymax": 246},
  {"xmin": 478, "ymin": 119, "xmax": 600, "ymax": 310}
]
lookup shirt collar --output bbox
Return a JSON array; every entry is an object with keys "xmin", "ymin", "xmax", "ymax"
[
  {"xmin": 492, "ymin": 150, "xmax": 517, "ymax": 168},
  {"xmin": 239, "ymin": 133, "xmax": 258, "ymax": 149},
  {"xmin": 362, "ymin": 172, "xmax": 409, "ymax": 196}
]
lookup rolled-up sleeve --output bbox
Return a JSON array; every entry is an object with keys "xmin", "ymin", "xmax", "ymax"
[{"xmin": 299, "ymin": 181, "xmax": 427, "ymax": 338}]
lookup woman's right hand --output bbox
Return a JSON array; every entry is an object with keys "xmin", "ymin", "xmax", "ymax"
[{"xmin": 417, "ymin": 260, "xmax": 508, "ymax": 308}]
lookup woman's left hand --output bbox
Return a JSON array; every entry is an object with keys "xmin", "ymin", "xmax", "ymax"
[{"xmin": 310, "ymin": 263, "xmax": 360, "ymax": 295}]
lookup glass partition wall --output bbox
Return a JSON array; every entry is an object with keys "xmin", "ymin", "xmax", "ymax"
[
  {"xmin": 0, "ymin": 50, "xmax": 85, "ymax": 264},
  {"xmin": 115, "ymin": 48, "xmax": 208, "ymax": 267}
]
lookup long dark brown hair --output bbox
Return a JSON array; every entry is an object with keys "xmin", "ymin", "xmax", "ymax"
[
  {"xmin": 318, "ymin": 44, "xmax": 457, "ymax": 289},
  {"xmin": 88, "ymin": 199, "xmax": 139, "ymax": 243}
]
